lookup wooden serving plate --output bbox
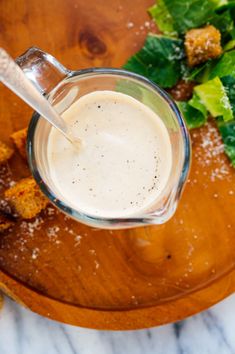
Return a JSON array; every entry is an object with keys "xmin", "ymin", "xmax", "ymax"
[{"xmin": 0, "ymin": 0, "xmax": 235, "ymax": 330}]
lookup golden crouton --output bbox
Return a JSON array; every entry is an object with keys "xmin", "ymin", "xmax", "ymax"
[
  {"xmin": 0, "ymin": 213, "xmax": 14, "ymax": 233},
  {"xmin": 10, "ymin": 128, "xmax": 27, "ymax": 159},
  {"xmin": 4, "ymin": 177, "xmax": 48, "ymax": 219},
  {"xmin": 168, "ymin": 80, "xmax": 195, "ymax": 101},
  {"xmin": 185, "ymin": 25, "xmax": 222, "ymax": 67},
  {"xmin": 0, "ymin": 141, "xmax": 14, "ymax": 165}
]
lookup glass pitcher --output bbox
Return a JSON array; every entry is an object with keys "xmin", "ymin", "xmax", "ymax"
[{"xmin": 16, "ymin": 47, "xmax": 191, "ymax": 229}]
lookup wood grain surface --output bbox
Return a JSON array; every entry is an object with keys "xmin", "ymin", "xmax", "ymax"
[
  {"xmin": 0, "ymin": 293, "xmax": 3, "ymax": 311},
  {"xmin": 0, "ymin": 0, "xmax": 235, "ymax": 330}
]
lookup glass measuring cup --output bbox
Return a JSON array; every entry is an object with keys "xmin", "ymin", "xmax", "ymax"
[{"xmin": 16, "ymin": 47, "xmax": 191, "ymax": 229}]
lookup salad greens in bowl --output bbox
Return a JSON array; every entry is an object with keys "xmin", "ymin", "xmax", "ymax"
[{"xmin": 124, "ymin": 0, "xmax": 235, "ymax": 167}]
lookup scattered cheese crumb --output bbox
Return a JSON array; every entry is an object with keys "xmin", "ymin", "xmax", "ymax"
[
  {"xmin": 126, "ymin": 22, "xmax": 134, "ymax": 29},
  {"xmin": 32, "ymin": 247, "xmax": 39, "ymax": 260}
]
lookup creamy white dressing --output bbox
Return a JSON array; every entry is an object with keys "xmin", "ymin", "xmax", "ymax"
[{"xmin": 47, "ymin": 91, "xmax": 172, "ymax": 218}]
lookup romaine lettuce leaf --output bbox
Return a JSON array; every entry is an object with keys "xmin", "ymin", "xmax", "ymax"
[
  {"xmin": 123, "ymin": 34, "xmax": 184, "ymax": 88},
  {"xmin": 148, "ymin": 1, "xmax": 176, "ymax": 36},
  {"xmin": 163, "ymin": 0, "xmax": 219, "ymax": 34},
  {"xmin": 223, "ymin": 38, "xmax": 235, "ymax": 51},
  {"xmin": 209, "ymin": 10, "xmax": 233, "ymax": 41},
  {"xmin": 214, "ymin": 2, "xmax": 235, "ymax": 41},
  {"xmin": 187, "ymin": 61, "xmax": 215, "ymax": 83},
  {"xmin": 216, "ymin": 0, "xmax": 235, "ymax": 13},
  {"xmin": 209, "ymin": 50, "xmax": 235, "ymax": 79},
  {"xmin": 149, "ymin": 0, "xmax": 232, "ymax": 38},
  {"xmin": 221, "ymin": 75, "xmax": 235, "ymax": 114},
  {"xmin": 194, "ymin": 77, "xmax": 233, "ymax": 121},
  {"xmin": 178, "ymin": 94, "xmax": 208, "ymax": 129},
  {"xmin": 217, "ymin": 117, "xmax": 235, "ymax": 165},
  {"xmin": 215, "ymin": 0, "xmax": 228, "ymax": 6},
  {"xmin": 230, "ymin": 27, "xmax": 235, "ymax": 39},
  {"xmin": 228, "ymin": 3, "xmax": 235, "ymax": 25},
  {"xmin": 189, "ymin": 93, "xmax": 208, "ymax": 116}
]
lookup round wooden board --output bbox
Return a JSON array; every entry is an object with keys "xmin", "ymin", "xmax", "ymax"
[{"xmin": 0, "ymin": 0, "xmax": 235, "ymax": 330}]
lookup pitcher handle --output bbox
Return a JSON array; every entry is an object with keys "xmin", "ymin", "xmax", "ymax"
[{"xmin": 16, "ymin": 47, "xmax": 69, "ymax": 95}]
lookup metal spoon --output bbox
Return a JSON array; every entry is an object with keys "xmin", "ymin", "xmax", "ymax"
[{"xmin": 0, "ymin": 48, "xmax": 80, "ymax": 147}]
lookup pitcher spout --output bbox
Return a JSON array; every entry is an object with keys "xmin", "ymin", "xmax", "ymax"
[{"xmin": 16, "ymin": 47, "xmax": 68, "ymax": 95}]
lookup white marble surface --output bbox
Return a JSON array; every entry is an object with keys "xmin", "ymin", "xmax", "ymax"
[{"xmin": 0, "ymin": 294, "xmax": 235, "ymax": 354}]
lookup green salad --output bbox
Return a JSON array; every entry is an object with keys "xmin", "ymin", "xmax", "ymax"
[{"xmin": 124, "ymin": 0, "xmax": 235, "ymax": 167}]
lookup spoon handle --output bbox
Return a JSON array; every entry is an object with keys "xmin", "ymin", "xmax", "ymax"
[{"xmin": 0, "ymin": 48, "xmax": 71, "ymax": 140}]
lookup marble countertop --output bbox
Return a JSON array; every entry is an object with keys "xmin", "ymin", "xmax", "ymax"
[{"xmin": 1, "ymin": 295, "xmax": 235, "ymax": 354}]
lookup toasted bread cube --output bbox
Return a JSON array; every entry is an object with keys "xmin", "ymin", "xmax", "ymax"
[
  {"xmin": 0, "ymin": 213, "xmax": 14, "ymax": 233},
  {"xmin": 4, "ymin": 177, "xmax": 48, "ymax": 219},
  {"xmin": 0, "ymin": 141, "xmax": 14, "ymax": 165},
  {"xmin": 168, "ymin": 80, "xmax": 195, "ymax": 101},
  {"xmin": 185, "ymin": 25, "xmax": 222, "ymax": 67},
  {"xmin": 10, "ymin": 128, "xmax": 27, "ymax": 159}
]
